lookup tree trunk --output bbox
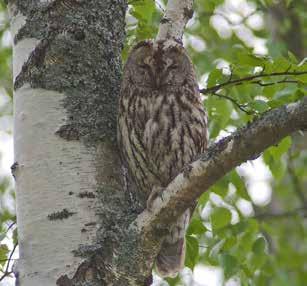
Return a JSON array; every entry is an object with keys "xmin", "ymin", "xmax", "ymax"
[{"xmin": 8, "ymin": 0, "xmax": 138, "ymax": 285}]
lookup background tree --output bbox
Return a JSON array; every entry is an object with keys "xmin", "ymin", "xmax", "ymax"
[{"xmin": 0, "ymin": 0, "xmax": 306, "ymax": 285}]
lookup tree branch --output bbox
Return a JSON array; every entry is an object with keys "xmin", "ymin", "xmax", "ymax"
[
  {"xmin": 156, "ymin": 0, "xmax": 194, "ymax": 42},
  {"xmin": 254, "ymin": 206, "xmax": 307, "ymax": 220},
  {"xmin": 135, "ymin": 97, "xmax": 307, "ymax": 244},
  {"xmin": 200, "ymin": 70, "xmax": 307, "ymax": 94},
  {"xmin": 212, "ymin": 92, "xmax": 254, "ymax": 115}
]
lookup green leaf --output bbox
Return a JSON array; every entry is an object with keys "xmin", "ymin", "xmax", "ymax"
[
  {"xmin": 209, "ymin": 238, "xmax": 226, "ymax": 262},
  {"xmin": 235, "ymin": 220, "xmax": 259, "ymax": 258},
  {"xmin": 131, "ymin": 0, "xmax": 156, "ymax": 22},
  {"xmin": 207, "ymin": 68, "xmax": 224, "ymax": 87},
  {"xmin": 219, "ymin": 253, "xmax": 239, "ymax": 279},
  {"xmin": 0, "ymin": 244, "xmax": 9, "ymax": 267},
  {"xmin": 252, "ymin": 237, "xmax": 266, "ymax": 254},
  {"xmin": 268, "ymin": 136, "xmax": 292, "ymax": 160},
  {"xmin": 236, "ymin": 53, "xmax": 266, "ymax": 67},
  {"xmin": 165, "ymin": 275, "xmax": 180, "ymax": 285},
  {"xmin": 185, "ymin": 235, "xmax": 199, "ymax": 270},
  {"xmin": 296, "ymin": 68, "xmax": 307, "ymax": 83},
  {"xmin": 272, "ymin": 57, "xmax": 291, "ymax": 72},
  {"xmin": 249, "ymin": 251, "xmax": 267, "ymax": 270},
  {"xmin": 287, "ymin": 51, "xmax": 298, "ymax": 63},
  {"xmin": 205, "ymin": 96, "xmax": 232, "ymax": 138},
  {"xmin": 187, "ymin": 218, "xmax": 207, "ymax": 235},
  {"xmin": 229, "ymin": 170, "xmax": 250, "ymax": 200},
  {"xmin": 198, "ymin": 191, "xmax": 210, "ymax": 206},
  {"xmin": 248, "ymin": 99, "xmax": 269, "ymax": 113},
  {"xmin": 223, "ymin": 236, "xmax": 237, "ymax": 251},
  {"xmin": 231, "ymin": 221, "xmax": 249, "ymax": 235},
  {"xmin": 263, "ymin": 153, "xmax": 286, "ymax": 180},
  {"xmin": 211, "ymin": 207, "xmax": 232, "ymax": 231},
  {"xmin": 263, "ymin": 84, "xmax": 281, "ymax": 99}
]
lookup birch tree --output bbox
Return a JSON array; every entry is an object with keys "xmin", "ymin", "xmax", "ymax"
[{"xmin": 0, "ymin": 0, "xmax": 306, "ymax": 285}]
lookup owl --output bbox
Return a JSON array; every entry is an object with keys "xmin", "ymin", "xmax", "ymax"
[{"xmin": 117, "ymin": 40, "xmax": 208, "ymax": 278}]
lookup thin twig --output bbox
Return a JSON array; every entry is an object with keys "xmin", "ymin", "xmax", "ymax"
[
  {"xmin": 254, "ymin": 206, "xmax": 307, "ymax": 220},
  {"xmin": 0, "ymin": 243, "xmax": 18, "ymax": 282},
  {"xmin": 200, "ymin": 70, "xmax": 307, "ymax": 94},
  {"xmin": 4, "ymin": 222, "xmax": 16, "ymax": 236},
  {"xmin": 212, "ymin": 92, "xmax": 254, "ymax": 115}
]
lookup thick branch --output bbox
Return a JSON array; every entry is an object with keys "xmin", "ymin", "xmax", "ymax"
[
  {"xmin": 156, "ymin": 0, "xmax": 194, "ymax": 42},
  {"xmin": 135, "ymin": 97, "xmax": 307, "ymax": 242}
]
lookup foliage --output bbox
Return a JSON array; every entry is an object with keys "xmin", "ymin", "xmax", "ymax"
[{"xmin": 127, "ymin": 0, "xmax": 307, "ymax": 285}]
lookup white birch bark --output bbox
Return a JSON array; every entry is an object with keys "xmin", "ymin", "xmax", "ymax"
[
  {"xmin": 11, "ymin": 9, "xmax": 99, "ymax": 286},
  {"xmin": 156, "ymin": 0, "xmax": 194, "ymax": 42}
]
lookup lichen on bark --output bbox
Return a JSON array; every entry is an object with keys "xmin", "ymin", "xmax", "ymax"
[{"xmin": 12, "ymin": 0, "xmax": 126, "ymax": 143}]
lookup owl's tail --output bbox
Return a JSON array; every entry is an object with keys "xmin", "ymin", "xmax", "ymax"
[
  {"xmin": 155, "ymin": 210, "xmax": 190, "ymax": 278},
  {"xmin": 156, "ymin": 237, "xmax": 186, "ymax": 278}
]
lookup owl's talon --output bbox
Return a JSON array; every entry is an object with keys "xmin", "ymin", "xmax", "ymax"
[{"xmin": 146, "ymin": 186, "xmax": 164, "ymax": 211}]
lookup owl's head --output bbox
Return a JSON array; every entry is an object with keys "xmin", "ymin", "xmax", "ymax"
[{"xmin": 125, "ymin": 40, "xmax": 196, "ymax": 89}]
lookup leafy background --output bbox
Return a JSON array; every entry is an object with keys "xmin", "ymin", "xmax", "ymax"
[{"xmin": 1, "ymin": 0, "xmax": 307, "ymax": 285}]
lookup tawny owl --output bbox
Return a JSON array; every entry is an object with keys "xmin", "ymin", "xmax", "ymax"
[{"xmin": 117, "ymin": 40, "xmax": 208, "ymax": 277}]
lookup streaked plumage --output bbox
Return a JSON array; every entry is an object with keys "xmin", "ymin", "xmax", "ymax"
[{"xmin": 117, "ymin": 40, "xmax": 208, "ymax": 277}]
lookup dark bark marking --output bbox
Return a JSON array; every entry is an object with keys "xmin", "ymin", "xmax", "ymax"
[
  {"xmin": 160, "ymin": 17, "xmax": 170, "ymax": 24},
  {"xmin": 14, "ymin": 39, "xmax": 50, "ymax": 90},
  {"xmin": 72, "ymin": 244, "xmax": 103, "ymax": 258},
  {"xmin": 10, "ymin": 162, "xmax": 19, "ymax": 179},
  {"xmin": 57, "ymin": 255, "xmax": 110, "ymax": 286},
  {"xmin": 47, "ymin": 208, "xmax": 76, "ymax": 220},
  {"xmin": 56, "ymin": 275, "xmax": 73, "ymax": 286},
  {"xmin": 84, "ymin": 222, "xmax": 96, "ymax": 227},
  {"xmin": 183, "ymin": 7, "xmax": 194, "ymax": 19},
  {"xmin": 55, "ymin": 124, "xmax": 80, "ymax": 141},
  {"xmin": 78, "ymin": 192, "xmax": 96, "ymax": 199}
]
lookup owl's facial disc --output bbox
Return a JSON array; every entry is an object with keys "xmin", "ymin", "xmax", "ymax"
[
  {"xmin": 132, "ymin": 43, "xmax": 188, "ymax": 89},
  {"xmin": 156, "ymin": 53, "xmax": 185, "ymax": 88}
]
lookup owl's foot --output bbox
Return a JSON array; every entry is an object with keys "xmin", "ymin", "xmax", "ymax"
[{"xmin": 146, "ymin": 186, "xmax": 164, "ymax": 211}]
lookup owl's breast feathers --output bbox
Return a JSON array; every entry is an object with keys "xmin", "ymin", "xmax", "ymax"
[{"xmin": 118, "ymin": 81, "xmax": 208, "ymax": 196}]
